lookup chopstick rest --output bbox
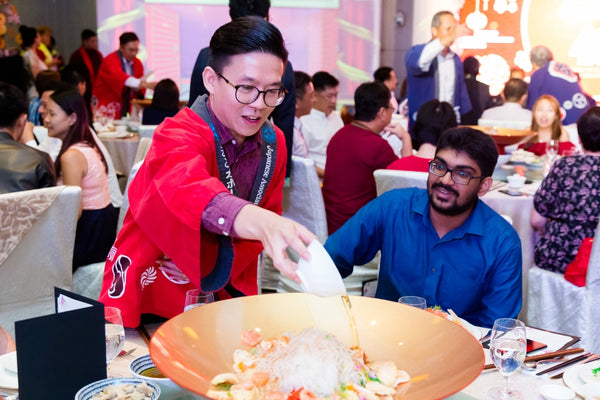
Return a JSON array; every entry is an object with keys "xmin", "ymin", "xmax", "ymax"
[{"xmin": 536, "ymin": 352, "xmax": 590, "ymax": 376}]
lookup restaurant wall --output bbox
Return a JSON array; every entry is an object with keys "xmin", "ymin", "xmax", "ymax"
[{"xmin": 12, "ymin": 0, "xmax": 97, "ymax": 63}]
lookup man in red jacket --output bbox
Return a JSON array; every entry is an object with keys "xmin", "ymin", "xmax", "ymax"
[
  {"xmin": 92, "ymin": 32, "xmax": 156, "ymax": 119},
  {"xmin": 99, "ymin": 17, "xmax": 315, "ymax": 327}
]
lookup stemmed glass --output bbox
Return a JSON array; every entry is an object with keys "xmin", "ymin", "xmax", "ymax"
[
  {"xmin": 546, "ymin": 139, "xmax": 559, "ymax": 159},
  {"xmin": 184, "ymin": 289, "xmax": 215, "ymax": 311},
  {"xmin": 486, "ymin": 318, "xmax": 526, "ymax": 400},
  {"xmin": 104, "ymin": 306, "xmax": 125, "ymax": 375}
]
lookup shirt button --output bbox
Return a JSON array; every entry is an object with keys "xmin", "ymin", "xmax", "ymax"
[
  {"xmin": 218, "ymin": 217, "xmax": 225, "ymax": 225},
  {"xmin": 432, "ymin": 268, "xmax": 436, "ymax": 272},
  {"xmin": 232, "ymin": 139, "xmax": 236, "ymax": 144}
]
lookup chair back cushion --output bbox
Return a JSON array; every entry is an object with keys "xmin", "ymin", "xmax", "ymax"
[
  {"xmin": 282, "ymin": 156, "xmax": 328, "ymax": 241},
  {"xmin": 373, "ymin": 169, "xmax": 428, "ymax": 196},
  {"xmin": 0, "ymin": 186, "xmax": 81, "ymax": 337}
]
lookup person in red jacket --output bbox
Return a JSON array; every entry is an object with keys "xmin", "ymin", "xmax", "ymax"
[
  {"xmin": 98, "ymin": 17, "xmax": 315, "ymax": 327},
  {"xmin": 92, "ymin": 32, "xmax": 157, "ymax": 119}
]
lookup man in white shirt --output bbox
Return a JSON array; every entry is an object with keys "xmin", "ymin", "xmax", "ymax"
[
  {"xmin": 292, "ymin": 71, "xmax": 315, "ymax": 158},
  {"xmin": 405, "ymin": 11, "xmax": 471, "ymax": 135},
  {"xmin": 374, "ymin": 66, "xmax": 399, "ymax": 113},
  {"xmin": 479, "ymin": 78, "xmax": 532, "ymax": 128},
  {"xmin": 299, "ymin": 71, "xmax": 344, "ymax": 178}
]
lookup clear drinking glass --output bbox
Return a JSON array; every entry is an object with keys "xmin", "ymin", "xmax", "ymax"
[
  {"xmin": 546, "ymin": 139, "xmax": 559, "ymax": 158},
  {"xmin": 486, "ymin": 318, "xmax": 526, "ymax": 400},
  {"xmin": 184, "ymin": 289, "xmax": 215, "ymax": 311},
  {"xmin": 398, "ymin": 296, "xmax": 427, "ymax": 309},
  {"xmin": 104, "ymin": 306, "xmax": 125, "ymax": 369}
]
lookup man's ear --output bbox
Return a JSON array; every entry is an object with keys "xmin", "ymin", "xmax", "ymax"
[
  {"xmin": 478, "ymin": 176, "xmax": 493, "ymax": 197},
  {"xmin": 203, "ymin": 66, "xmax": 218, "ymax": 95}
]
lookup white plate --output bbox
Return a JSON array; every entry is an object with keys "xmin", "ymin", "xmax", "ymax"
[
  {"xmin": 563, "ymin": 360, "xmax": 600, "ymax": 397},
  {"xmin": 455, "ymin": 317, "xmax": 486, "ymax": 340},
  {"xmin": 0, "ymin": 352, "xmax": 18, "ymax": 389},
  {"xmin": 579, "ymin": 359, "xmax": 600, "ymax": 384}
]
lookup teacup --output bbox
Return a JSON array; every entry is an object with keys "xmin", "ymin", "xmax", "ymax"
[{"xmin": 506, "ymin": 174, "xmax": 526, "ymax": 193}]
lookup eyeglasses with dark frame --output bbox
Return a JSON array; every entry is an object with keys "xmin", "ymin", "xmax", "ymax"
[
  {"xmin": 217, "ymin": 73, "xmax": 287, "ymax": 107},
  {"xmin": 428, "ymin": 160, "xmax": 483, "ymax": 185}
]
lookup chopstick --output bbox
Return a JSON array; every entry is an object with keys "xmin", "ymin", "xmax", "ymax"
[
  {"xmin": 536, "ymin": 352, "xmax": 591, "ymax": 376},
  {"xmin": 550, "ymin": 354, "xmax": 600, "ymax": 379},
  {"xmin": 483, "ymin": 347, "xmax": 585, "ymax": 370}
]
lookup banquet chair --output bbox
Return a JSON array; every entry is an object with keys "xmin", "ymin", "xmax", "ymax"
[
  {"xmin": 134, "ymin": 137, "xmax": 152, "ymax": 164},
  {"xmin": 258, "ymin": 156, "xmax": 328, "ymax": 292},
  {"xmin": 259, "ymin": 156, "xmax": 379, "ymax": 295},
  {"xmin": 0, "ymin": 186, "xmax": 81, "ymax": 338},
  {"xmin": 373, "ymin": 169, "xmax": 428, "ymax": 196},
  {"xmin": 527, "ymin": 219, "xmax": 600, "ymax": 353},
  {"xmin": 72, "ymin": 161, "xmax": 144, "ymax": 300}
]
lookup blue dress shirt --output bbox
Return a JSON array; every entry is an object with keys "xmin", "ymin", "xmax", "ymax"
[{"xmin": 324, "ymin": 188, "xmax": 522, "ymax": 328}]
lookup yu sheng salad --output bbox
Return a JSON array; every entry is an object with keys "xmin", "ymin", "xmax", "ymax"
[{"xmin": 208, "ymin": 327, "xmax": 410, "ymax": 400}]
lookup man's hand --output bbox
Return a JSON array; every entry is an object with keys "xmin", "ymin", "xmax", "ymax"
[
  {"xmin": 438, "ymin": 23, "xmax": 471, "ymax": 48},
  {"xmin": 20, "ymin": 121, "xmax": 36, "ymax": 144},
  {"xmin": 140, "ymin": 79, "xmax": 158, "ymax": 90},
  {"xmin": 233, "ymin": 204, "xmax": 317, "ymax": 282},
  {"xmin": 385, "ymin": 123, "xmax": 413, "ymax": 157}
]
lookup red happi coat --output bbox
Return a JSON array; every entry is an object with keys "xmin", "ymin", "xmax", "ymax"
[
  {"xmin": 92, "ymin": 51, "xmax": 144, "ymax": 118},
  {"xmin": 98, "ymin": 108, "xmax": 286, "ymax": 327}
]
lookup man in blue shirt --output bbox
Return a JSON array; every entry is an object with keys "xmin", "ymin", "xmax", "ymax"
[{"xmin": 324, "ymin": 127, "xmax": 522, "ymax": 328}]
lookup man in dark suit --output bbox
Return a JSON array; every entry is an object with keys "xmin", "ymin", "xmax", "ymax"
[{"xmin": 0, "ymin": 82, "xmax": 56, "ymax": 193}]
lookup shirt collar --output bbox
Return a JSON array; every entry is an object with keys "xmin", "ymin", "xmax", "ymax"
[
  {"xmin": 207, "ymin": 98, "xmax": 262, "ymax": 148},
  {"xmin": 411, "ymin": 188, "xmax": 486, "ymax": 239}
]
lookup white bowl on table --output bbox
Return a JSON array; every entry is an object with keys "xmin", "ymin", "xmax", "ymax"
[
  {"xmin": 539, "ymin": 384, "xmax": 575, "ymax": 400},
  {"xmin": 129, "ymin": 354, "xmax": 187, "ymax": 396},
  {"xmin": 75, "ymin": 377, "xmax": 160, "ymax": 400}
]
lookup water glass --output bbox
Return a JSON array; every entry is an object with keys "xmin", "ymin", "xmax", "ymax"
[
  {"xmin": 398, "ymin": 296, "xmax": 427, "ymax": 309},
  {"xmin": 104, "ymin": 306, "xmax": 125, "ymax": 365},
  {"xmin": 486, "ymin": 318, "xmax": 526, "ymax": 400},
  {"xmin": 184, "ymin": 289, "xmax": 215, "ymax": 311}
]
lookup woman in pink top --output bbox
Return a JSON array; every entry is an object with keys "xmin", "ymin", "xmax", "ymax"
[
  {"xmin": 45, "ymin": 88, "xmax": 118, "ymax": 270},
  {"xmin": 518, "ymin": 95, "xmax": 576, "ymax": 156}
]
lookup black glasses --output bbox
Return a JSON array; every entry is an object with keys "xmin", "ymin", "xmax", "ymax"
[
  {"xmin": 428, "ymin": 161, "xmax": 483, "ymax": 185},
  {"xmin": 217, "ymin": 73, "xmax": 287, "ymax": 107}
]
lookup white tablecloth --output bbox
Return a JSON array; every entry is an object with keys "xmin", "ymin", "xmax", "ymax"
[
  {"xmin": 482, "ymin": 183, "xmax": 539, "ymax": 322},
  {"xmin": 100, "ymin": 135, "xmax": 140, "ymax": 176}
]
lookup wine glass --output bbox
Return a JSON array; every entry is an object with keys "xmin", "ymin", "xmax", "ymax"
[
  {"xmin": 486, "ymin": 318, "xmax": 526, "ymax": 400},
  {"xmin": 546, "ymin": 139, "xmax": 559, "ymax": 159},
  {"xmin": 104, "ymin": 306, "xmax": 125, "ymax": 374},
  {"xmin": 184, "ymin": 289, "xmax": 215, "ymax": 311},
  {"xmin": 398, "ymin": 296, "xmax": 427, "ymax": 309}
]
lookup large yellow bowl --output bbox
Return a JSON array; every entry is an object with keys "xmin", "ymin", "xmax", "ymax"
[{"xmin": 149, "ymin": 293, "xmax": 484, "ymax": 400}]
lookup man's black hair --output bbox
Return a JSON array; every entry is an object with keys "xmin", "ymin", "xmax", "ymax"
[
  {"xmin": 294, "ymin": 71, "xmax": 312, "ymax": 100},
  {"xmin": 229, "ymin": 0, "xmax": 270, "ymax": 20},
  {"xmin": 208, "ymin": 16, "xmax": 287, "ymax": 74},
  {"xmin": 353, "ymin": 81, "xmax": 390, "ymax": 122},
  {"xmin": 435, "ymin": 127, "xmax": 498, "ymax": 178},
  {"xmin": 119, "ymin": 32, "xmax": 139, "ymax": 46},
  {"xmin": 81, "ymin": 29, "xmax": 97, "ymax": 41},
  {"xmin": 312, "ymin": 71, "xmax": 339, "ymax": 92},
  {"xmin": 373, "ymin": 67, "xmax": 393, "ymax": 83},
  {"xmin": 0, "ymin": 82, "xmax": 28, "ymax": 128}
]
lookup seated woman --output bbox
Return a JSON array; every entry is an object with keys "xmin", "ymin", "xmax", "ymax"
[
  {"xmin": 387, "ymin": 99, "xmax": 457, "ymax": 172},
  {"xmin": 44, "ymin": 88, "xmax": 118, "ymax": 270},
  {"xmin": 141, "ymin": 78, "xmax": 180, "ymax": 125},
  {"xmin": 519, "ymin": 94, "xmax": 576, "ymax": 156},
  {"xmin": 530, "ymin": 106, "xmax": 600, "ymax": 273}
]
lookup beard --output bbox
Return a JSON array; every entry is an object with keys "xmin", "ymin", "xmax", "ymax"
[{"xmin": 428, "ymin": 182, "xmax": 478, "ymax": 216}]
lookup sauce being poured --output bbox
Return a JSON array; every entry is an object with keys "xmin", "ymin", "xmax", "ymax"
[{"xmin": 341, "ymin": 294, "xmax": 360, "ymax": 349}]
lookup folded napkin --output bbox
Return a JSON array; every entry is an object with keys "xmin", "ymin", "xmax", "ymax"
[{"xmin": 0, "ymin": 186, "xmax": 64, "ymax": 266}]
